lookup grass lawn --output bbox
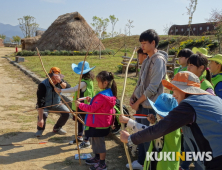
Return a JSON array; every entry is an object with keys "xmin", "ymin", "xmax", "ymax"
[{"xmin": 11, "ymin": 54, "xmax": 138, "ymax": 112}]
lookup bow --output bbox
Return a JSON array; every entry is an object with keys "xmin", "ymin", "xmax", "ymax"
[
  {"xmin": 74, "ymin": 37, "xmax": 94, "ymax": 165},
  {"xmin": 120, "ymin": 47, "xmax": 137, "ymax": 170},
  {"xmin": 36, "ymin": 47, "xmax": 84, "ymax": 165}
]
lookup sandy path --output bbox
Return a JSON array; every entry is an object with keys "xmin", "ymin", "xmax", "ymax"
[{"xmin": 0, "ymin": 47, "xmax": 129, "ymax": 170}]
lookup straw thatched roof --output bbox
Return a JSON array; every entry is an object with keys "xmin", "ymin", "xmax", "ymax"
[{"xmin": 21, "ymin": 12, "xmax": 105, "ymax": 51}]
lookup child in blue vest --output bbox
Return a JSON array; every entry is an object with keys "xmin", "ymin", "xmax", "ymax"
[
  {"xmin": 55, "ymin": 61, "xmax": 95, "ymax": 149},
  {"xmin": 75, "ymin": 71, "xmax": 117, "ymax": 170}
]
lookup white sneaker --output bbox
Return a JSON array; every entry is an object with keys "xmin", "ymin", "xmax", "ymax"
[{"xmin": 126, "ymin": 160, "xmax": 143, "ymax": 170}]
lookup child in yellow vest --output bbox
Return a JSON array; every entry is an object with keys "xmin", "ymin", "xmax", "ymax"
[
  {"xmin": 209, "ymin": 54, "xmax": 222, "ymax": 99},
  {"xmin": 55, "ymin": 61, "xmax": 95, "ymax": 149},
  {"xmin": 119, "ymin": 93, "xmax": 181, "ymax": 170}
]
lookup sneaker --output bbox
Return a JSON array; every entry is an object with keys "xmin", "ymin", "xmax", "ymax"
[
  {"xmin": 69, "ymin": 137, "xmax": 84, "ymax": 145},
  {"xmin": 89, "ymin": 162, "xmax": 107, "ymax": 170},
  {"xmin": 35, "ymin": 130, "xmax": 43, "ymax": 137},
  {"xmin": 85, "ymin": 157, "xmax": 100, "ymax": 165},
  {"xmin": 126, "ymin": 160, "xmax": 143, "ymax": 170},
  {"xmin": 75, "ymin": 141, "xmax": 90, "ymax": 150},
  {"xmin": 53, "ymin": 127, "xmax": 67, "ymax": 135}
]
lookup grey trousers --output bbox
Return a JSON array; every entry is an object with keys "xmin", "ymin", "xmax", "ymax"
[{"xmin": 37, "ymin": 103, "xmax": 70, "ymax": 130}]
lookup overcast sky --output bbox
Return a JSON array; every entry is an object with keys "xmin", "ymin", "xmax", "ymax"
[{"xmin": 0, "ymin": 0, "xmax": 221, "ymax": 35}]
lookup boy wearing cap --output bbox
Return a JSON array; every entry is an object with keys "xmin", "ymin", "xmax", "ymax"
[
  {"xmin": 36, "ymin": 67, "xmax": 71, "ymax": 137},
  {"xmin": 129, "ymin": 29, "xmax": 168, "ymax": 169},
  {"xmin": 209, "ymin": 54, "xmax": 222, "ymax": 99},
  {"xmin": 121, "ymin": 71, "xmax": 222, "ymax": 170},
  {"xmin": 120, "ymin": 93, "xmax": 181, "ymax": 170}
]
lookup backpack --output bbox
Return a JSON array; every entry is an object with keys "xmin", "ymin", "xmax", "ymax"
[{"xmin": 113, "ymin": 99, "xmax": 130, "ymax": 130}]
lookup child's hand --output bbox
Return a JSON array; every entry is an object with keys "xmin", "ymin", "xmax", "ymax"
[
  {"xmin": 119, "ymin": 115, "xmax": 130, "ymax": 124},
  {"xmin": 147, "ymin": 114, "xmax": 155, "ymax": 124},
  {"xmin": 54, "ymin": 87, "xmax": 61, "ymax": 93},
  {"xmin": 75, "ymin": 100, "xmax": 81, "ymax": 107},
  {"xmin": 131, "ymin": 102, "xmax": 139, "ymax": 111},
  {"xmin": 86, "ymin": 96, "xmax": 92, "ymax": 103}
]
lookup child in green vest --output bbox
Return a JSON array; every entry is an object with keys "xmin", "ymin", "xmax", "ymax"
[
  {"xmin": 174, "ymin": 49, "xmax": 193, "ymax": 75},
  {"xmin": 170, "ymin": 49, "xmax": 193, "ymax": 94},
  {"xmin": 187, "ymin": 53, "xmax": 214, "ymax": 95},
  {"xmin": 119, "ymin": 93, "xmax": 181, "ymax": 170},
  {"xmin": 55, "ymin": 61, "xmax": 95, "ymax": 149},
  {"xmin": 208, "ymin": 54, "xmax": 222, "ymax": 99}
]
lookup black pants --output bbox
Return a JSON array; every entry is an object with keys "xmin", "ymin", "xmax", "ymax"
[{"xmin": 74, "ymin": 111, "xmax": 89, "ymax": 141}]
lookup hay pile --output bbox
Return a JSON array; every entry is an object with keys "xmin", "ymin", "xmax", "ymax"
[{"xmin": 21, "ymin": 12, "xmax": 105, "ymax": 51}]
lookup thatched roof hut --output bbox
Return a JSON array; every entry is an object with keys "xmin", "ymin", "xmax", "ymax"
[
  {"xmin": 21, "ymin": 12, "xmax": 105, "ymax": 51},
  {"xmin": 21, "ymin": 36, "xmax": 41, "ymax": 51},
  {"xmin": 36, "ymin": 30, "xmax": 45, "ymax": 36}
]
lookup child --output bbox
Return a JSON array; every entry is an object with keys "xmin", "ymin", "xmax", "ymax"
[
  {"xmin": 208, "ymin": 54, "xmax": 222, "ymax": 99},
  {"xmin": 174, "ymin": 49, "xmax": 193, "ymax": 75},
  {"xmin": 187, "ymin": 53, "xmax": 214, "ymax": 95},
  {"xmin": 119, "ymin": 93, "xmax": 181, "ymax": 170},
  {"xmin": 55, "ymin": 61, "xmax": 95, "ymax": 148},
  {"xmin": 76, "ymin": 71, "xmax": 117, "ymax": 170}
]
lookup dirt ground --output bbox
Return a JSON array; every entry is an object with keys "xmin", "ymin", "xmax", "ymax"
[{"xmin": 0, "ymin": 47, "xmax": 129, "ymax": 170}]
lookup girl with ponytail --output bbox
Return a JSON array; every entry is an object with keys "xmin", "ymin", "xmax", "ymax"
[
  {"xmin": 75, "ymin": 71, "xmax": 117, "ymax": 170},
  {"xmin": 187, "ymin": 53, "xmax": 215, "ymax": 95}
]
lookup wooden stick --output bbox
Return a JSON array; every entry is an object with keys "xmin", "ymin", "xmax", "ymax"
[
  {"xmin": 0, "ymin": 141, "xmax": 47, "ymax": 146},
  {"xmin": 23, "ymin": 101, "xmax": 73, "ymax": 113},
  {"xmin": 48, "ymin": 110, "xmax": 131, "ymax": 117},
  {"xmin": 75, "ymin": 32, "xmax": 94, "ymax": 165},
  {"xmin": 120, "ymin": 47, "xmax": 136, "ymax": 170}
]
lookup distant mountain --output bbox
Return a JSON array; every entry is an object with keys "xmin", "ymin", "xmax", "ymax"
[{"xmin": 0, "ymin": 23, "xmax": 46, "ymax": 40}]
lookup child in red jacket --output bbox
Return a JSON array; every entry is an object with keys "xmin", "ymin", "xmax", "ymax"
[{"xmin": 75, "ymin": 71, "xmax": 117, "ymax": 170}]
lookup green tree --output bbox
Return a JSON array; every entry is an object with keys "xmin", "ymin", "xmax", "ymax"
[
  {"xmin": 126, "ymin": 20, "xmax": 134, "ymax": 36},
  {"xmin": 91, "ymin": 16, "xmax": 109, "ymax": 39},
  {"xmin": 0, "ymin": 34, "xmax": 6, "ymax": 39},
  {"xmin": 18, "ymin": 15, "xmax": 39, "ymax": 38},
  {"xmin": 207, "ymin": 9, "xmax": 222, "ymax": 53},
  {"xmin": 186, "ymin": 0, "xmax": 198, "ymax": 37},
  {"xmin": 109, "ymin": 15, "xmax": 119, "ymax": 38},
  {"xmin": 13, "ymin": 35, "xmax": 21, "ymax": 45}
]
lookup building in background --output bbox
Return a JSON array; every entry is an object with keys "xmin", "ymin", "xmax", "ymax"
[{"xmin": 168, "ymin": 23, "xmax": 215, "ymax": 36}]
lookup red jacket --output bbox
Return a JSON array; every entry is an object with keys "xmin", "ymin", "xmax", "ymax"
[{"xmin": 79, "ymin": 88, "xmax": 116, "ymax": 128}]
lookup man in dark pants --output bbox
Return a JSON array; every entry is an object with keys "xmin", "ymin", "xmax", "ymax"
[
  {"xmin": 36, "ymin": 67, "xmax": 71, "ymax": 137},
  {"xmin": 128, "ymin": 29, "xmax": 168, "ymax": 169}
]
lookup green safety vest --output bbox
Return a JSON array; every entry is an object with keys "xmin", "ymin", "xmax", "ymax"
[
  {"xmin": 212, "ymin": 74, "xmax": 222, "ymax": 88},
  {"xmin": 199, "ymin": 74, "xmax": 214, "ymax": 91},
  {"xmin": 72, "ymin": 79, "xmax": 94, "ymax": 111},
  {"xmin": 174, "ymin": 66, "xmax": 187, "ymax": 76},
  {"xmin": 170, "ymin": 66, "xmax": 187, "ymax": 94},
  {"xmin": 143, "ymin": 128, "xmax": 181, "ymax": 170}
]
